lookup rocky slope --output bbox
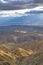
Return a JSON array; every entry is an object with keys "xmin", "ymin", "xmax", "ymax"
[{"xmin": 0, "ymin": 40, "xmax": 43, "ymax": 65}]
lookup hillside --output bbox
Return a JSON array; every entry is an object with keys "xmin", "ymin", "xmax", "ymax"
[
  {"xmin": 0, "ymin": 25, "xmax": 43, "ymax": 65},
  {"xmin": 0, "ymin": 40, "xmax": 43, "ymax": 65}
]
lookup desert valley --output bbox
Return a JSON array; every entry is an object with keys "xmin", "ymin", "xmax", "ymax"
[{"xmin": 0, "ymin": 25, "xmax": 43, "ymax": 65}]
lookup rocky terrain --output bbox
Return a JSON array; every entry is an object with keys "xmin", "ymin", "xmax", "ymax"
[{"xmin": 0, "ymin": 25, "xmax": 43, "ymax": 65}]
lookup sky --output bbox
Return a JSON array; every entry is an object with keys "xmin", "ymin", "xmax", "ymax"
[
  {"xmin": 0, "ymin": 0, "xmax": 43, "ymax": 26},
  {"xmin": 0, "ymin": 0, "xmax": 33, "ymax": 3},
  {"xmin": 0, "ymin": 0, "xmax": 35, "ymax": 10},
  {"xmin": 0, "ymin": 6, "xmax": 43, "ymax": 26},
  {"xmin": 0, "ymin": 0, "xmax": 43, "ymax": 4},
  {"xmin": 0, "ymin": 0, "xmax": 43, "ymax": 10}
]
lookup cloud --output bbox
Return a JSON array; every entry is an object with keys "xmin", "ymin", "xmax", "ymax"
[
  {"xmin": 0, "ymin": 0, "xmax": 36, "ymax": 10},
  {"xmin": 0, "ymin": 6, "xmax": 43, "ymax": 17},
  {"xmin": 0, "ymin": 0, "xmax": 43, "ymax": 5},
  {"xmin": 0, "ymin": 0, "xmax": 42, "ymax": 10},
  {"xmin": 0, "ymin": 0, "xmax": 34, "ymax": 4},
  {"xmin": 0, "ymin": 0, "xmax": 43, "ymax": 4},
  {"xmin": 0, "ymin": 0, "xmax": 8, "ymax": 3},
  {"xmin": 0, "ymin": 9, "xmax": 29, "ymax": 17}
]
